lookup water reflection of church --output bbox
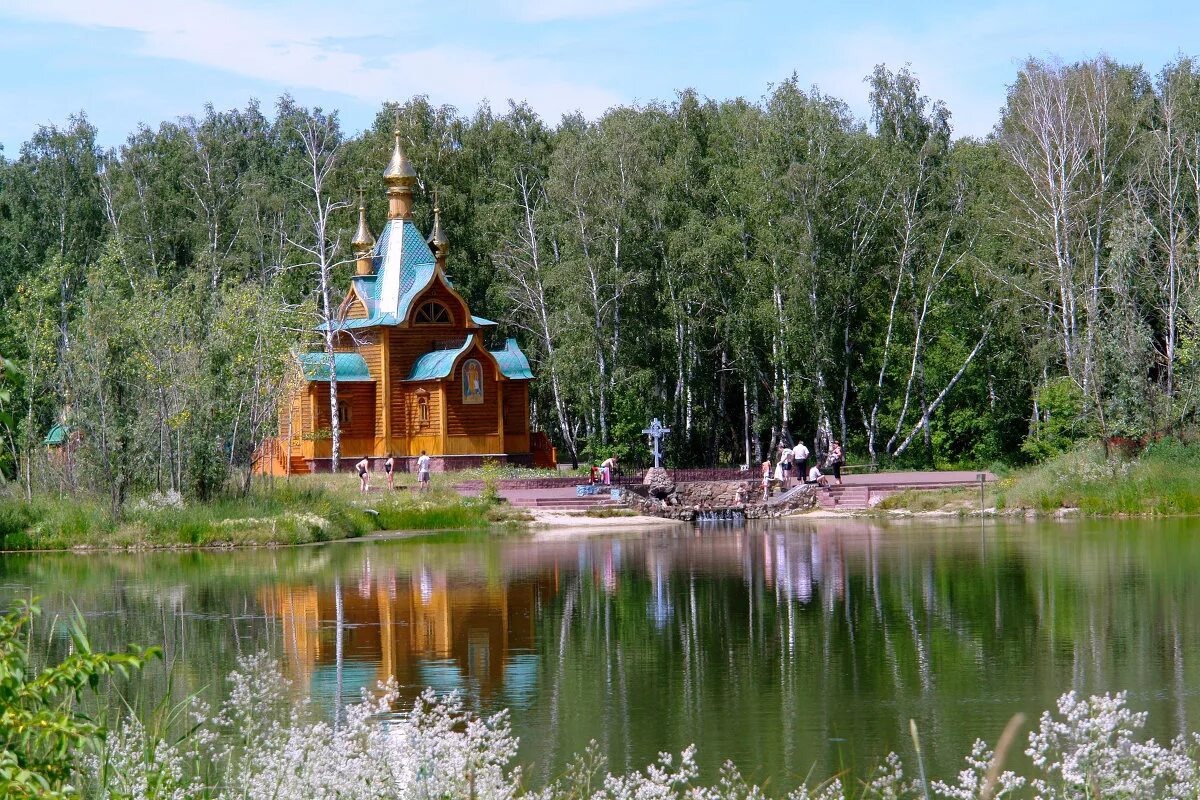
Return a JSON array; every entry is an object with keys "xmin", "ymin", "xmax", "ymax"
[
  {"xmin": 256, "ymin": 528, "xmax": 863, "ymax": 717},
  {"xmin": 260, "ymin": 569, "xmax": 554, "ymax": 708}
]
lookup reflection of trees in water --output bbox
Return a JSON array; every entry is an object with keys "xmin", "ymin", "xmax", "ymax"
[{"xmin": 6, "ymin": 520, "xmax": 1200, "ymax": 784}]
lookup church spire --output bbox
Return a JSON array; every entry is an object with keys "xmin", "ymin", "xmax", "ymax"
[
  {"xmin": 383, "ymin": 124, "xmax": 416, "ymax": 220},
  {"xmin": 429, "ymin": 189, "xmax": 449, "ymax": 272},
  {"xmin": 352, "ymin": 188, "xmax": 375, "ymax": 276}
]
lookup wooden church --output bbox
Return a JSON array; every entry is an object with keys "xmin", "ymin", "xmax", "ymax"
[{"xmin": 260, "ymin": 130, "xmax": 554, "ymax": 474}]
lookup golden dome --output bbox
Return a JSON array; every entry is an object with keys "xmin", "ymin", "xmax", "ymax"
[
  {"xmin": 351, "ymin": 191, "xmax": 375, "ymax": 251},
  {"xmin": 383, "ymin": 128, "xmax": 417, "ymax": 185}
]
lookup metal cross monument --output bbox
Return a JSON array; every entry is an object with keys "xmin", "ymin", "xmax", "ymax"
[{"xmin": 642, "ymin": 418, "xmax": 671, "ymax": 469}]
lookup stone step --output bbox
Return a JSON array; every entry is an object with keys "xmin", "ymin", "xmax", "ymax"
[{"xmin": 825, "ymin": 486, "xmax": 871, "ymax": 509}]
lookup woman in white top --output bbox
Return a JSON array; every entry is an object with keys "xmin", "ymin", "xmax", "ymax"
[
  {"xmin": 778, "ymin": 444, "xmax": 794, "ymax": 488},
  {"xmin": 600, "ymin": 456, "xmax": 617, "ymax": 486}
]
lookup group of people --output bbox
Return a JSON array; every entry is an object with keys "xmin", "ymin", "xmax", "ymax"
[
  {"xmin": 760, "ymin": 438, "xmax": 844, "ymax": 497},
  {"xmin": 353, "ymin": 450, "xmax": 432, "ymax": 493}
]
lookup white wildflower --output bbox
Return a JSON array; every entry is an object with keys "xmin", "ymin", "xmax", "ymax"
[{"xmin": 930, "ymin": 739, "xmax": 1024, "ymax": 799}]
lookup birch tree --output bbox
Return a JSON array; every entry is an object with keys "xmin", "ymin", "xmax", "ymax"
[{"xmin": 283, "ymin": 105, "xmax": 349, "ymax": 472}]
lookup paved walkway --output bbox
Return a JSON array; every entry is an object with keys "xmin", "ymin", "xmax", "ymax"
[{"xmin": 458, "ymin": 470, "xmax": 994, "ymax": 512}]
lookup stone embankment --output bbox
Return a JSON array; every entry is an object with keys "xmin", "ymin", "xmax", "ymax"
[{"xmin": 624, "ymin": 468, "xmax": 816, "ymax": 521}]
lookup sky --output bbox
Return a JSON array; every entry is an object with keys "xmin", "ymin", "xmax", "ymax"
[{"xmin": 1, "ymin": 0, "xmax": 1199, "ymax": 153}]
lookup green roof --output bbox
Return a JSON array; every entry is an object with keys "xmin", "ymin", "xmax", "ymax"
[
  {"xmin": 43, "ymin": 423, "xmax": 68, "ymax": 446},
  {"xmin": 491, "ymin": 338, "xmax": 534, "ymax": 380},
  {"xmin": 405, "ymin": 338, "xmax": 475, "ymax": 382},
  {"xmin": 404, "ymin": 336, "xmax": 534, "ymax": 382},
  {"xmin": 296, "ymin": 352, "xmax": 374, "ymax": 382}
]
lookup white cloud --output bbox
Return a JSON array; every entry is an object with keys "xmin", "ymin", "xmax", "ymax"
[{"xmin": 3, "ymin": 0, "xmax": 623, "ymax": 122}]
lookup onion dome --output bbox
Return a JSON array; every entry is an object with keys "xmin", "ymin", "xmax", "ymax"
[
  {"xmin": 383, "ymin": 128, "xmax": 417, "ymax": 185},
  {"xmin": 351, "ymin": 190, "xmax": 375, "ymax": 252}
]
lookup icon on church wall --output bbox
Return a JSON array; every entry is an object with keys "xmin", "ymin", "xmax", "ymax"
[{"xmin": 463, "ymin": 359, "xmax": 484, "ymax": 404}]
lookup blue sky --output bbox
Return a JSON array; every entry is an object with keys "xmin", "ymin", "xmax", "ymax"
[{"xmin": 1, "ymin": 0, "xmax": 1198, "ymax": 153}]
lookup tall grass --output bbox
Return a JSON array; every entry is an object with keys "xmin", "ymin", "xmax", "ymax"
[
  {"xmin": 998, "ymin": 439, "xmax": 1200, "ymax": 515},
  {"xmin": 0, "ymin": 474, "xmax": 504, "ymax": 551}
]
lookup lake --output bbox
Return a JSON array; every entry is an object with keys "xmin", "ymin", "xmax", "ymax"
[{"xmin": 3, "ymin": 517, "xmax": 1199, "ymax": 788}]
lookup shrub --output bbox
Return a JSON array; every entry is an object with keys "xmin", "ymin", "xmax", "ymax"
[
  {"xmin": 0, "ymin": 497, "xmax": 39, "ymax": 548},
  {"xmin": 478, "ymin": 458, "xmax": 504, "ymax": 506},
  {"xmin": 1021, "ymin": 377, "xmax": 1087, "ymax": 462},
  {"xmin": 0, "ymin": 600, "xmax": 157, "ymax": 799}
]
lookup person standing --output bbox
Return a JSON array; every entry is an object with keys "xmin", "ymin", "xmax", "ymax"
[
  {"xmin": 778, "ymin": 443, "xmax": 795, "ymax": 489},
  {"xmin": 355, "ymin": 457, "xmax": 370, "ymax": 493},
  {"xmin": 600, "ymin": 455, "xmax": 617, "ymax": 486},
  {"xmin": 793, "ymin": 440, "xmax": 809, "ymax": 483},
  {"xmin": 417, "ymin": 450, "xmax": 431, "ymax": 491},
  {"xmin": 760, "ymin": 460, "xmax": 772, "ymax": 498},
  {"xmin": 384, "ymin": 453, "xmax": 395, "ymax": 490},
  {"xmin": 828, "ymin": 440, "xmax": 844, "ymax": 485}
]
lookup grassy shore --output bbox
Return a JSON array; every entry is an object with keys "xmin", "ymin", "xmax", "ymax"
[
  {"xmin": 0, "ymin": 471, "xmax": 530, "ymax": 551},
  {"xmin": 876, "ymin": 438, "xmax": 1200, "ymax": 516}
]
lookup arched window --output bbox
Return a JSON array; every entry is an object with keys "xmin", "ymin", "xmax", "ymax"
[
  {"xmin": 415, "ymin": 301, "xmax": 451, "ymax": 324},
  {"xmin": 417, "ymin": 394, "xmax": 429, "ymax": 425},
  {"xmin": 337, "ymin": 401, "xmax": 351, "ymax": 427}
]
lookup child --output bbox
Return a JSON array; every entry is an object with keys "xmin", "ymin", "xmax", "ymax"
[
  {"xmin": 760, "ymin": 460, "xmax": 772, "ymax": 498},
  {"xmin": 417, "ymin": 450, "xmax": 431, "ymax": 491}
]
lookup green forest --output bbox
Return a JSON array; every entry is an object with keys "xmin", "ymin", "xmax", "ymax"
[{"xmin": 3, "ymin": 54, "xmax": 1200, "ymax": 504}]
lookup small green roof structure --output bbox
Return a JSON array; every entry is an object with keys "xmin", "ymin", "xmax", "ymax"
[
  {"xmin": 43, "ymin": 423, "xmax": 68, "ymax": 446},
  {"xmin": 402, "ymin": 336, "xmax": 534, "ymax": 382},
  {"xmin": 491, "ymin": 338, "xmax": 534, "ymax": 380},
  {"xmin": 296, "ymin": 352, "xmax": 374, "ymax": 383},
  {"xmin": 405, "ymin": 338, "xmax": 475, "ymax": 382}
]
